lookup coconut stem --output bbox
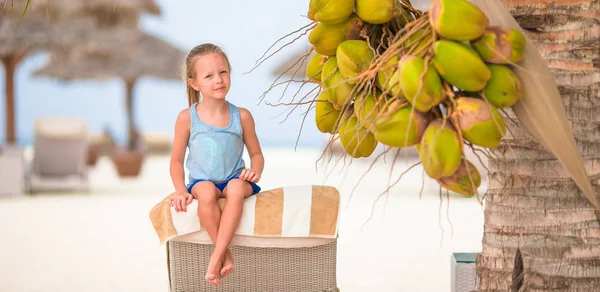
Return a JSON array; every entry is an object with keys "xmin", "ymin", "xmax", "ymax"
[
  {"xmin": 444, "ymin": 83, "xmax": 457, "ymax": 108},
  {"xmin": 405, "ymin": 26, "xmax": 433, "ymax": 56},
  {"xmin": 466, "ymin": 142, "xmax": 492, "ymax": 175},
  {"xmin": 450, "ymin": 113, "xmax": 465, "ymax": 152},
  {"xmin": 398, "ymin": 0, "xmax": 423, "ymax": 15},
  {"xmin": 412, "ymin": 38, "xmax": 434, "ymax": 57}
]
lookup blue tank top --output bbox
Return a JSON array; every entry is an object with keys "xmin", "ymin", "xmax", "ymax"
[{"xmin": 185, "ymin": 101, "xmax": 246, "ymax": 184}]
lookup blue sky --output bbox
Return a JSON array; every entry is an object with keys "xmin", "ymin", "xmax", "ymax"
[{"xmin": 0, "ymin": 0, "xmax": 326, "ymax": 148}]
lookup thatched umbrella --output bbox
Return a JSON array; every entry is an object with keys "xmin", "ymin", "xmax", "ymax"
[
  {"xmin": 15, "ymin": 0, "xmax": 160, "ymax": 16},
  {"xmin": 33, "ymin": 31, "xmax": 185, "ymax": 175},
  {"xmin": 0, "ymin": 0, "xmax": 160, "ymax": 144}
]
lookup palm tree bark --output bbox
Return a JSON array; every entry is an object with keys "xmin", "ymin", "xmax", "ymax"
[{"xmin": 477, "ymin": 1, "xmax": 600, "ymax": 291}]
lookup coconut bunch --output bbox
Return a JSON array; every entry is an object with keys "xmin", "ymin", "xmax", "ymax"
[{"xmin": 306, "ymin": 0, "xmax": 527, "ymax": 197}]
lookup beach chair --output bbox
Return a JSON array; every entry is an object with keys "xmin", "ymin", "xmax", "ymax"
[
  {"xmin": 0, "ymin": 144, "xmax": 25, "ymax": 197},
  {"xmin": 26, "ymin": 117, "xmax": 90, "ymax": 193},
  {"xmin": 150, "ymin": 185, "xmax": 340, "ymax": 292}
]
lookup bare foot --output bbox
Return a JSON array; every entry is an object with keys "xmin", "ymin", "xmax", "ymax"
[
  {"xmin": 205, "ymin": 254, "xmax": 223, "ymax": 286},
  {"xmin": 221, "ymin": 249, "xmax": 234, "ymax": 278}
]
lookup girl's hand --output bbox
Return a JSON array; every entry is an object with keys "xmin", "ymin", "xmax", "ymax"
[
  {"xmin": 240, "ymin": 168, "xmax": 261, "ymax": 183},
  {"xmin": 169, "ymin": 192, "xmax": 194, "ymax": 212}
]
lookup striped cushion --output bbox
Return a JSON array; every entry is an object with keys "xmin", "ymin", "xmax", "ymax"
[{"xmin": 149, "ymin": 185, "xmax": 340, "ymax": 244}]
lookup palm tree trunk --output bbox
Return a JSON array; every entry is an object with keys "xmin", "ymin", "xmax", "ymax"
[
  {"xmin": 2, "ymin": 52, "xmax": 26, "ymax": 145},
  {"xmin": 476, "ymin": 1, "xmax": 600, "ymax": 291}
]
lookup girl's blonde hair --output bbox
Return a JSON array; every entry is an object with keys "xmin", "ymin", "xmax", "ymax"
[{"xmin": 183, "ymin": 43, "xmax": 232, "ymax": 106}]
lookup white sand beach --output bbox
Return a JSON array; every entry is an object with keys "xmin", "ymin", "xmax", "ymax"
[{"xmin": 0, "ymin": 148, "xmax": 485, "ymax": 292}]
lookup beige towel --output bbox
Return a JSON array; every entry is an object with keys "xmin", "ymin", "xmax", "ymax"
[{"xmin": 150, "ymin": 185, "xmax": 340, "ymax": 244}]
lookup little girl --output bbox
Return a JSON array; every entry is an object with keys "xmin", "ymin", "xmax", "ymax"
[{"xmin": 168, "ymin": 43, "xmax": 264, "ymax": 286}]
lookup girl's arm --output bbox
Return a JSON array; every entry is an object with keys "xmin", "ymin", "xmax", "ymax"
[
  {"xmin": 240, "ymin": 108, "xmax": 264, "ymax": 182},
  {"xmin": 170, "ymin": 109, "xmax": 191, "ymax": 194}
]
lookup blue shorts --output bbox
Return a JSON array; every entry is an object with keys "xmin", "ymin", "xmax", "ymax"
[{"xmin": 187, "ymin": 176, "xmax": 261, "ymax": 196}]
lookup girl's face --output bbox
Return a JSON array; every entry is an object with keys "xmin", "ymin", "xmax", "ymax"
[{"xmin": 188, "ymin": 53, "xmax": 231, "ymax": 100}]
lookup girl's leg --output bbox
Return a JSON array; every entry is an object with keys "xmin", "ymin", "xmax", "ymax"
[
  {"xmin": 208, "ymin": 179, "xmax": 253, "ymax": 279},
  {"xmin": 191, "ymin": 181, "xmax": 224, "ymax": 286}
]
